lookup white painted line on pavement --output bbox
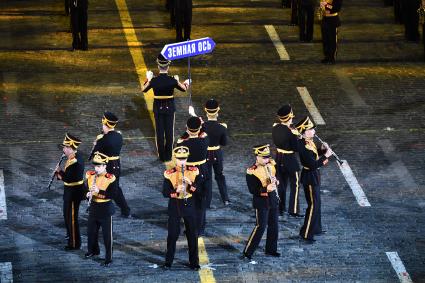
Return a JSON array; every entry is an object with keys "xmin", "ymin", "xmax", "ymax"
[
  {"xmin": 0, "ymin": 169, "xmax": 7, "ymax": 220},
  {"xmin": 296, "ymin": 87, "xmax": 326, "ymax": 125},
  {"xmin": 264, "ymin": 25, "xmax": 290, "ymax": 61},
  {"xmin": 386, "ymin": 252, "xmax": 413, "ymax": 283},
  {"xmin": 338, "ymin": 161, "xmax": 371, "ymax": 207},
  {"xmin": 334, "ymin": 69, "xmax": 368, "ymax": 107},
  {"xmin": 0, "ymin": 262, "xmax": 13, "ymax": 283}
]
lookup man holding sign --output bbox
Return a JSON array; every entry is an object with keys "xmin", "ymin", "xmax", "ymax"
[{"xmin": 142, "ymin": 54, "xmax": 191, "ymax": 162}]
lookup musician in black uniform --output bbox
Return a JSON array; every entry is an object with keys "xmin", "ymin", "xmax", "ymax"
[
  {"xmin": 55, "ymin": 133, "xmax": 85, "ymax": 250},
  {"xmin": 299, "ymin": 0, "xmax": 316, "ymax": 42},
  {"xmin": 203, "ymin": 99, "xmax": 230, "ymax": 207},
  {"xmin": 394, "ymin": 0, "xmax": 403, "ymax": 24},
  {"xmin": 162, "ymin": 146, "xmax": 202, "ymax": 271},
  {"xmin": 272, "ymin": 105, "xmax": 303, "ymax": 217},
  {"xmin": 90, "ymin": 112, "xmax": 131, "ymax": 217},
  {"xmin": 320, "ymin": 0, "xmax": 342, "ymax": 64},
  {"xmin": 294, "ymin": 117, "xmax": 332, "ymax": 244},
  {"xmin": 84, "ymin": 152, "xmax": 117, "ymax": 267},
  {"xmin": 290, "ymin": 0, "xmax": 299, "ymax": 25},
  {"xmin": 65, "ymin": 0, "xmax": 70, "ymax": 15},
  {"xmin": 403, "ymin": 0, "xmax": 421, "ymax": 41},
  {"xmin": 177, "ymin": 117, "xmax": 209, "ymax": 236},
  {"xmin": 166, "ymin": 0, "xmax": 175, "ymax": 28},
  {"xmin": 70, "ymin": 0, "xmax": 88, "ymax": 50},
  {"xmin": 241, "ymin": 144, "xmax": 280, "ymax": 260},
  {"xmin": 174, "ymin": 0, "xmax": 192, "ymax": 41},
  {"xmin": 142, "ymin": 54, "xmax": 190, "ymax": 162}
]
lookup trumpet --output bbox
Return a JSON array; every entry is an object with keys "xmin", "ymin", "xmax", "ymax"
[
  {"xmin": 46, "ymin": 154, "xmax": 66, "ymax": 190},
  {"xmin": 265, "ymin": 163, "xmax": 280, "ymax": 203},
  {"xmin": 314, "ymin": 134, "xmax": 344, "ymax": 165}
]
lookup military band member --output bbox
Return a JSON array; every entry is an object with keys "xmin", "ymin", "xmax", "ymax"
[
  {"xmin": 175, "ymin": 0, "xmax": 192, "ymax": 41},
  {"xmin": 203, "ymin": 99, "xmax": 230, "ymax": 206},
  {"xmin": 320, "ymin": 0, "xmax": 342, "ymax": 64},
  {"xmin": 290, "ymin": 0, "xmax": 299, "ymax": 25},
  {"xmin": 55, "ymin": 133, "xmax": 85, "ymax": 250},
  {"xmin": 177, "ymin": 117, "xmax": 209, "ymax": 236},
  {"xmin": 70, "ymin": 0, "xmax": 88, "ymax": 50},
  {"xmin": 84, "ymin": 152, "xmax": 117, "ymax": 267},
  {"xmin": 272, "ymin": 105, "xmax": 303, "ymax": 217},
  {"xmin": 90, "ymin": 112, "xmax": 131, "ymax": 217},
  {"xmin": 162, "ymin": 146, "xmax": 202, "ymax": 271},
  {"xmin": 142, "ymin": 54, "xmax": 191, "ymax": 162},
  {"xmin": 294, "ymin": 117, "xmax": 332, "ymax": 244},
  {"xmin": 299, "ymin": 0, "xmax": 316, "ymax": 42},
  {"xmin": 241, "ymin": 144, "xmax": 280, "ymax": 260}
]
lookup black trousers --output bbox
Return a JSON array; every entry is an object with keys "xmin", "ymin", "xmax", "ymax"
[
  {"xmin": 321, "ymin": 18, "xmax": 338, "ymax": 61},
  {"xmin": 394, "ymin": 0, "xmax": 403, "ymax": 24},
  {"xmin": 155, "ymin": 112, "xmax": 175, "ymax": 162},
  {"xmin": 87, "ymin": 215, "xmax": 113, "ymax": 261},
  {"xmin": 63, "ymin": 193, "xmax": 82, "ymax": 248},
  {"xmin": 299, "ymin": 184, "xmax": 320, "ymax": 240},
  {"xmin": 277, "ymin": 169, "xmax": 301, "ymax": 214},
  {"xmin": 290, "ymin": 0, "xmax": 299, "ymax": 24},
  {"xmin": 299, "ymin": 4, "xmax": 315, "ymax": 41},
  {"xmin": 282, "ymin": 0, "xmax": 291, "ymax": 8},
  {"xmin": 165, "ymin": 215, "xmax": 199, "ymax": 266},
  {"xmin": 107, "ymin": 160, "xmax": 131, "ymax": 216},
  {"xmin": 70, "ymin": 1, "xmax": 88, "ymax": 49},
  {"xmin": 175, "ymin": 0, "xmax": 192, "ymax": 41},
  {"xmin": 206, "ymin": 149, "xmax": 229, "ymax": 206},
  {"xmin": 403, "ymin": 1, "xmax": 420, "ymax": 41},
  {"xmin": 65, "ymin": 0, "xmax": 70, "ymax": 15},
  {"xmin": 243, "ymin": 207, "xmax": 278, "ymax": 257}
]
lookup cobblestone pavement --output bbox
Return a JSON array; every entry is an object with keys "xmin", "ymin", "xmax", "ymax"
[{"xmin": 0, "ymin": 0, "xmax": 424, "ymax": 281}]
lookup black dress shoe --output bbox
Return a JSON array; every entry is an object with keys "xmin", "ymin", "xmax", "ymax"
[
  {"xmin": 289, "ymin": 213, "xmax": 304, "ymax": 218},
  {"xmin": 162, "ymin": 263, "xmax": 172, "ymax": 270},
  {"xmin": 64, "ymin": 245, "xmax": 80, "ymax": 251},
  {"xmin": 189, "ymin": 264, "xmax": 200, "ymax": 271},
  {"xmin": 300, "ymin": 236, "xmax": 316, "ymax": 244},
  {"xmin": 315, "ymin": 230, "xmax": 327, "ymax": 235},
  {"xmin": 84, "ymin": 252, "xmax": 99, "ymax": 259},
  {"xmin": 265, "ymin": 251, "xmax": 281, "ymax": 257},
  {"xmin": 239, "ymin": 253, "xmax": 252, "ymax": 260},
  {"xmin": 101, "ymin": 260, "xmax": 112, "ymax": 267}
]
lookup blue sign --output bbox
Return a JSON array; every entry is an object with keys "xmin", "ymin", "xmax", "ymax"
[{"xmin": 161, "ymin": 37, "xmax": 216, "ymax": 60}]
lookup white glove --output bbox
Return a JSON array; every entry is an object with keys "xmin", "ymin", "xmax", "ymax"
[
  {"xmin": 173, "ymin": 75, "xmax": 179, "ymax": 81},
  {"xmin": 146, "ymin": 70, "xmax": 154, "ymax": 81},
  {"xmin": 184, "ymin": 79, "xmax": 192, "ymax": 85},
  {"xmin": 188, "ymin": 106, "xmax": 197, "ymax": 117},
  {"xmin": 86, "ymin": 192, "xmax": 92, "ymax": 198}
]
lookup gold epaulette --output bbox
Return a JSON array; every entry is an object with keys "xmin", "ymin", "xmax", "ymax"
[
  {"xmin": 101, "ymin": 174, "xmax": 116, "ymax": 185},
  {"xmin": 96, "ymin": 134, "xmax": 104, "ymax": 141},
  {"xmin": 220, "ymin": 122, "xmax": 228, "ymax": 129},
  {"xmin": 177, "ymin": 138, "xmax": 186, "ymax": 144},
  {"xmin": 199, "ymin": 132, "xmax": 208, "ymax": 138},
  {"xmin": 86, "ymin": 170, "xmax": 96, "ymax": 178},
  {"xmin": 246, "ymin": 164, "xmax": 257, "ymax": 175},
  {"xmin": 272, "ymin": 123, "xmax": 278, "ymax": 127},
  {"xmin": 164, "ymin": 168, "xmax": 177, "ymax": 179},
  {"xmin": 187, "ymin": 166, "xmax": 199, "ymax": 173},
  {"xmin": 291, "ymin": 128, "xmax": 300, "ymax": 136}
]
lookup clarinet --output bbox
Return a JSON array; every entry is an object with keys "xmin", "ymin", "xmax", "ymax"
[
  {"xmin": 265, "ymin": 163, "xmax": 280, "ymax": 203},
  {"xmin": 181, "ymin": 164, "xmax": 188, "ymax": 206},
  {"xmin": 46, "ymin": 154, "xmax": 66, "ymax": 190},
  {"xmin": 314, "ymin": 134, "xmax": 344, "ymax": 165}
]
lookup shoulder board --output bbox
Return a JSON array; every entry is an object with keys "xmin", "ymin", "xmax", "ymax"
[
  {"xmin": 187, "ymin": 166, "xmax": 198, "ymax": 172},
  {"xmin": 220, "ymin": 122, "xmax": 227, "ymax": 129},
  {"xmin": 117, "ymin": 131, "xmax": 122, "ymax": 135},
  {"xmin": 177, "ymin": 138, "xmax": 186, "ymax": 144},
  {"xmin": 96, "ymin": 134, "xmax": 104, "ymax": 140},
  {"xmin": 291, "ymin": 128, "xmax": 300, "ymax": 136},
  {"xmin": 272, "ymin": 123, "xmax": 278, "ymax": 127},
  {"xmin": 105, "ymin": 173, "xmax": 114, "ymax": 179},
  {"xmin": 246, "ymin": 164, "xmax": 257, "ymax": 174},
  {"xmin": 164, "ymin": 168, "xmax": 176, "ymax": 178},
  {"xmin": 86, "ymin": 170, "xmax": 96, "ymax": 177},
  {"xmin": 270, "ymin": 159, "xmax": 276, "ymax": 166},
  {"xmin": 199, "ymin": 132, "xmax": 208, "ymax": 138},
  {"xmin": 103, "ymin": 174, "xmax": 116, "ymax": 184},
  {"xmin": 67, "ymin": 158, "xmax": 77, "ymax": 165}
]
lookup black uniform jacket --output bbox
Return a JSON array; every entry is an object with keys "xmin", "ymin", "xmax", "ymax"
[
  {"xmin": 272, "ymin": 123, "xmax": 300, "ymax": 172},
  {"xmin": 162, "ymin": 166, "xmax": 203, "ymax": 216},
  {"xmin": 143, "ymin": 73, "xmax": 186, "ymax": 114},
  {"xmin": 85, "ymin": 171, "xmax": 117, "ymax": 218},
  {"xmin": 323, "ymin": 0, "xmax": 342, "ymax": 26},
  {"xmin": 202, "ymin": 120, "xmax": 228, "ymax": 148},
  {"xmin": 57, "ymin": 152, "xmax": 85, "ymax": 200},
  {"xmin": 298, "ymin": 138, "xmax": 329, "ymax": 186},
  {"xmin": 246, "ymin": 161, "xmax": 279, "ymax": 209},
  {"xmin": 92, "ymin": 130, "xmax": 122, "ymax": 158}
]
